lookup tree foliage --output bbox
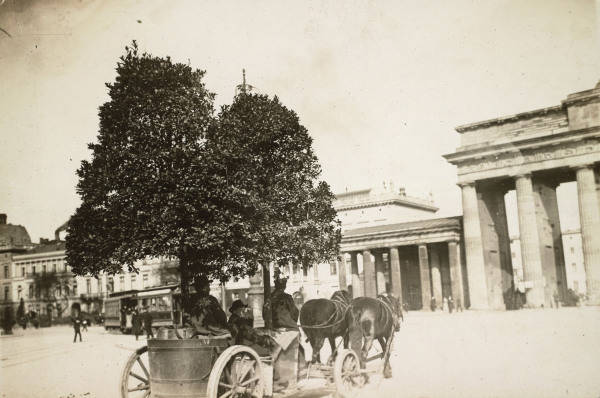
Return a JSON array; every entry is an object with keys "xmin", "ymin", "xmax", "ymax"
[
  {"xmin": 66, "ymin": 42, "xmax": 340, "ymax": 305},
  {"xmin": 205, "ymin": 93, "xmax": 341, "ymax": 281}
]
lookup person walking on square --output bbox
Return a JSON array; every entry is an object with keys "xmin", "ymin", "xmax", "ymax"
[
  {"xmin": 72, "ymin": 315, "xmax": 82, "ymax": 343},
  {"xmin": 132, "ymin": 309, "xmax": 142, "ymax": 341},
  {"xmin": 144, "ymin": 307, "xmax": 154, "ymax": 339},
  {"xmin": 430, "ymin": 296, "xmax": 437, "ymax": 311},
  {"xmin": 448, "ymin": 296, "xmax": 454, "ymax": 314}
]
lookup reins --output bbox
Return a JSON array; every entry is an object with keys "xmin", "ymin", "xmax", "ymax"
[{"xmin": 299, "ymin": 297, "xmax": 350, "ymax": 330}]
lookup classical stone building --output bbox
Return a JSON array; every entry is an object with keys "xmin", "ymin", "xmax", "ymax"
[
  {"xmin": 332, "ymin": 185, "xmax": 467, "ymax": 310},
  {"xmin": 445, "ymin": 81, "xmax": 600, "ymax": 308}
]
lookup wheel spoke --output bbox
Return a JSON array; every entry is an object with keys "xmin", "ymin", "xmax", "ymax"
[
  {"xmin": 239, "ymin": 376, "xmax": 260, "ymax": 387},
  {"xmin": 137, "ymin": 357, "xmax": 149, "ymax": 378},
  {"xmin": 237, "ymin": 359, "xmax": 255, "ymax": 383},
  {"xmin": 219, "ymin": 382, "xmax": 234, "ymax": 388},
  {"xmin": 128, "ymin": 384, "xmax": 150, "ymax": 392},
  {"xmin": 130, "ymin": 371, "xmax": 148, "ymax": 384},
  {"xmin": 218, "ymin": 390, "xmax": 233, "ymax": 398}
]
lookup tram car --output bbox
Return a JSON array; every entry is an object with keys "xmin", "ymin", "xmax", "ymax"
[{"xmin": 104, "ymin": 284, "xmax": 182, "ymax": 333}]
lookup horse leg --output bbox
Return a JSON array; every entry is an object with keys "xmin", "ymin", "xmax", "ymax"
[
  {"xmin": 326, "ymin": 335, "xmax": 337, "ymax": 365},
  {"xmin": 311, "ymin": 335, "xmax": 325, "ymax": 364},
  {"xmin": 378, "ymin": 336, "xmax": 393, "ymax": 378}
]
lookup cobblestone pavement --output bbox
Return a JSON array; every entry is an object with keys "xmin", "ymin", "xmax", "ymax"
[{"xmin": 1, "ymin": 307, "xmax": 599, "ymax": 398}]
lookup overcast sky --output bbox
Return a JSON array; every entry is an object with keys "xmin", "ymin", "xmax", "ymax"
[{"xmin": 1, "ymin": 0, "xmax": 599, "ymax": 242}]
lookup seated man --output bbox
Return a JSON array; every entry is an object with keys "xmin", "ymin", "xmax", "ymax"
[
  {"xmin": 263, "ymin": 277, "xmax": 299, "ymax": 330},
  {"xmin": 227, "ymin": 299, "xmax": 274, "ymax": 352},
  {"xmin": 188, "ymin": 275, "xmax": 229, "ymax": 336}
]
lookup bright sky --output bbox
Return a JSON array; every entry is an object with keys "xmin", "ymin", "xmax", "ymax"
[{"xmin": 1, "ymin": 0, "xmax": 599, "ymax": 242}]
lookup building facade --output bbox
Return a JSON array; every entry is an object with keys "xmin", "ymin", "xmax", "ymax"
[{"xmin": 445, "ymin": 80, "xmax": 600, "ymax": 308}]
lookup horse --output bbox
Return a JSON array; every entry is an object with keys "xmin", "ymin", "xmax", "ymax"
[
  {"xmin": 346, "ymin": 293, "xmax": 402, "ymax": 378},
  {"xmin": 299, "ymin": 290, "xmax": 352, "ymax": 364}
]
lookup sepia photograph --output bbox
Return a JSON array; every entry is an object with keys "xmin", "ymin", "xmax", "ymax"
[{"xmin": 1, "ymin": 1, "xmax": 599, "ymax": 397}]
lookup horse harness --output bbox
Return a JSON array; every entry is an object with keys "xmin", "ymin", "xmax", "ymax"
[{"xmin": 299, "ymin": 296, "xmax": 349, "ymax": 330}]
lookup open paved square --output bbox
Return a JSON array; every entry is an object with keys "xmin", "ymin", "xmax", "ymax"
[{"xmin": 1, "ymin": 307, "xmax": 599, "ymax": 398}]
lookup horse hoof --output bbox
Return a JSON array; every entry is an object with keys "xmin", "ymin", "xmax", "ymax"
[{"xmin": 383, "ymin": 369, "xmax": 392, "ymax": 379}]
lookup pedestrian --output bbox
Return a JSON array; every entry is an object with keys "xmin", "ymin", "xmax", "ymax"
[
  {"xmin": 448, "ymin": 296, "xmax": 454, "ymax": 314},
  {"xmin": 132, "ymin": 309, "xmax": 142, "ymax": 341},
  {"xmin": 442, "ymin": 297, "xmax": 448, "ymax": 312},
  {"xmin": 73, "ymin": 315, "xmax": 82, "ymax": 343},
  {"xmin": 430, "ymin": 296, "xmax": 437, "ymax": 311},
  {"xmin": 456, "ymin": 298, "xmax": 463, "ymax": 312},
  {"xmin": 144, "ymin": 307, "xmax": 154, "ymax": 339},
  {"xmin": 82, "ymin": 318, "xmax": 88, "ymax": 332}
]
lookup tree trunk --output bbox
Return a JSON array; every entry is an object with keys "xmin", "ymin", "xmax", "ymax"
[
  {"xmin": 179, "ymin": 248, "xmax": 191, "ymax": 314},
  {"xmin": 262, "ymin": 262, "xmax": 272, "ymax": 328}
]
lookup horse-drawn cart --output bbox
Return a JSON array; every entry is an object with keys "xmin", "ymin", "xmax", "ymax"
[{"xmin": 120, "ymin": 293, "xmax": 401, "ymax": 398}]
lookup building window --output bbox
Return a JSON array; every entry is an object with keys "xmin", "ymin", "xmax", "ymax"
[
  {"xmin": 56, "ymin": 284, "xmax": 62, "ymax": 297},
  {"xmin": 571, "ymin": 247, "xmax": 575, "ymax": 254},
  {"xmin": 3, "ymin": 265, "xmax": 8, "ymax": 278},
  {"xmin": 29, "ymin": 285, "xmax": 33, "ymax": 298},
  {"xmin": 53, "ymin": 263, "xmax": 57, "ymax": 273},
  {"xmin": 4, "ymin": 286, "xmax": 9, "ymax": 301},
  {"xmin": 98, "ymin": 279, "xmax": 102, "ymax": 293},
  {"xmin": 72, "ymin": 281, "xmax": 78, "ymax": 296},
  {"xmin": 108, "ymin": 277, "xmax": 114, "ymax": 293},
  {"xmin": 143, "ymin": 273, "xmax": 149, "ymax": 288},
  {"xmin": 330, "ymin": 262, "xmax": 337, "ymax": 275},
  {"xmin": 17, "ymin": 285, "xmax": 22, "ymax": 299},
  {"xmin": 119, "ymin": 275, "xmax": 125, "ymax": 289},
  {"xmin": 86, "ymin": 278, "xmax": 91, "ymax": 294},
  {"xmin": 21, "ymin": 267, "xmax": 25, "ymax": 277},
  {"xmin": 573, "ymin": 281, "xmax": 579, "ymax": 292},
  {"xmin": 131, "ymin": 274, "xmax": 136, "ymax": 285},
  {"xmin": 302, "ymin": 267, "xmax": 308, "ymax": 277},
  {"xmin": 42, "ymin": 264, "xmax": 46, "ymax": 274},
  {"xmin": 32, "ymin": 266, "xmax": 36, "ymax": 275}
]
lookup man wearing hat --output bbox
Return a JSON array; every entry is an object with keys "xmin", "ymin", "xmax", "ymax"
[
  {"xmin": 227, "ymin": 299, "xmax": 274, "ymax": 350},
  {"xmin": 189, "ymin": 275, "xmax": 228, "ymax": 335},
  {"xmin": 263, "ymin": 277, "xmax": 299, "ymax": 330}
]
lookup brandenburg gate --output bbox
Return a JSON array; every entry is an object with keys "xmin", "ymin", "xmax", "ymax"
[{"xmin": 444, "ymin": 81, "xmax": 600, "ymax": 309}]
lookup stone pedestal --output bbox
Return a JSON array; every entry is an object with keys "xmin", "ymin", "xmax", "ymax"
[
  {"xmin": 576, "ymin": 165, "xmax": 600, "ymax": 305},
  {"xmin": 389, "ymin": 247, "xmax": 403, "ymax": 303},
  {"xmin": 363, "ymin": 250, "xmax": 376, "ymax": 298},
  {"xmin": 515, "ymin": 174, "xmax": 545, "ymax": 307},
  {"xmin": 248, "ymin": 272, "xmax": 264, "ymax": 327},
  {"xmin": 418, "ymin": 244, "xmax": 432, "ymax": 310},
  {"xmin": 460, "ymin": 182, "xmax": 489, "ymax": 309},
  {"xmin": 350, "ymin": 252, "xmax": 363, "ymax": 298}
]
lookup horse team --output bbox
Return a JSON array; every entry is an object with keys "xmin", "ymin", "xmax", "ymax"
[{"xmin": 299, "ymin": 290, "xmax": 403, "ymax": 378}]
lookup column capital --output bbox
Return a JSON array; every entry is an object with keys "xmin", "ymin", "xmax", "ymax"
[
  {"xmin": 572, "ymin": 163, "xmax": 596, "ymax": 172},
  {"xmin": 457, "ymin": 181, "xmax": 476, "ymax": 188},
  {"xmin": 513, "ymin": 173, "xmax": 532, "ymax": 180}
]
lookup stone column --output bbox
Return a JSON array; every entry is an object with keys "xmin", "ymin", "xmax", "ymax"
[
  {"xmin": 515, "ymin": 174, "xmax": 545, "ymax": 307},
  {"xmin": 337, "ymin": 254, "xmax": 348, "ymax": 291},
  {"xmin": 389, "ymin": 247, "xmax": 403, "ymax": 303},
  {"xmin": 418, "ymin": 244, "xmax": 432, "ymax": 310},
  {"xmin": 460, "ymin": 182, "xmax": 488, "ymax": 309},
  {"xmin": 532, "ymin": 178, "xmax": 566, "ymax": 305},
  {"xmin": 363, "ymin": 250, "xmax": 376, "ymax": 298},
  {"xmin": 429, "ymin": 245, "xmax": 443, "ymax": 306},
  {"xmin": 448, "ymin": 240, "xmax": 464, "ymax": 305},
  {"xmin": 350, "ymin": 252, "xmax": 363, "ymax": 298},
  {"xmin": 576, "ymin": 165, "xmax": 600, "ymax": 305},
  {"xmin": 375, "ymin": 251, "xmax": 387, "ymax": 294}
]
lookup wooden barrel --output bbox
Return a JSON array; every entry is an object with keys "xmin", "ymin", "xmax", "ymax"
[{"xmin": 148, "ymin": 335, "xmax": 230, "ymax": 398}]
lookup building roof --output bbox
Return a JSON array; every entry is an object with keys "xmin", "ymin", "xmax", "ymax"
[
  {"xmin": 343, "ymin": 216, "xmax": 461, "ymax": 238},
  {"xmin": 25, "ymin": 240, "xmax": 66, "ymax": 255},
  {"xmin": 0, "ymin": 223, "xmax": 32, "ymax": 250}
]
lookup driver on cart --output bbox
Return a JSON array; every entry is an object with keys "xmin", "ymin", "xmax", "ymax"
[{"xmin": 187, "ymin": 275, "xmax": 229, "ymax": 336}]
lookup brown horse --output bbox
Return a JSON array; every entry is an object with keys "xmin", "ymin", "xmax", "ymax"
[
  {"xmin": 299, "ymin": 290, "xmax": 352, "ymax": 364},
  {"xmin": 347, "ymin": 294, "xmax": 402, "ymax": 378}
]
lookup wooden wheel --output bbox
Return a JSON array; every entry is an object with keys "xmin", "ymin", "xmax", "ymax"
[
  {"xmin": 120, "ymin": 346, "xmax": 151, "ymax": 398},
  {"xmin": 207, "ymin": 345, "xmax": 265, "ymax": 398},
  {"xmin": 333, "ymin": 349, "xmax": 367, "ymax": 398}
]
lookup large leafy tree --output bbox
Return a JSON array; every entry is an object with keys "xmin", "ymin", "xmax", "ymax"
[
  {"xmin": 66, "ymin": 42, "xmax": 218, "ymax": 304},
  {"xmin": 206, "ymin": 93, "xmax": 341, "ymax": 296}
]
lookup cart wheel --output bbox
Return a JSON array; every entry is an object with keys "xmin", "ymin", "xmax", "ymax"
[
  {"xmin": 207, "ymin": 345, "xmax": 265, "ymax": 398},
  {"xmin": 333, "ymin": 349, "xmax": 367, "ymax": 398},
  {"xmin": 120, "ymin": 346, "xmax": 151, "ymax": 398}
]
